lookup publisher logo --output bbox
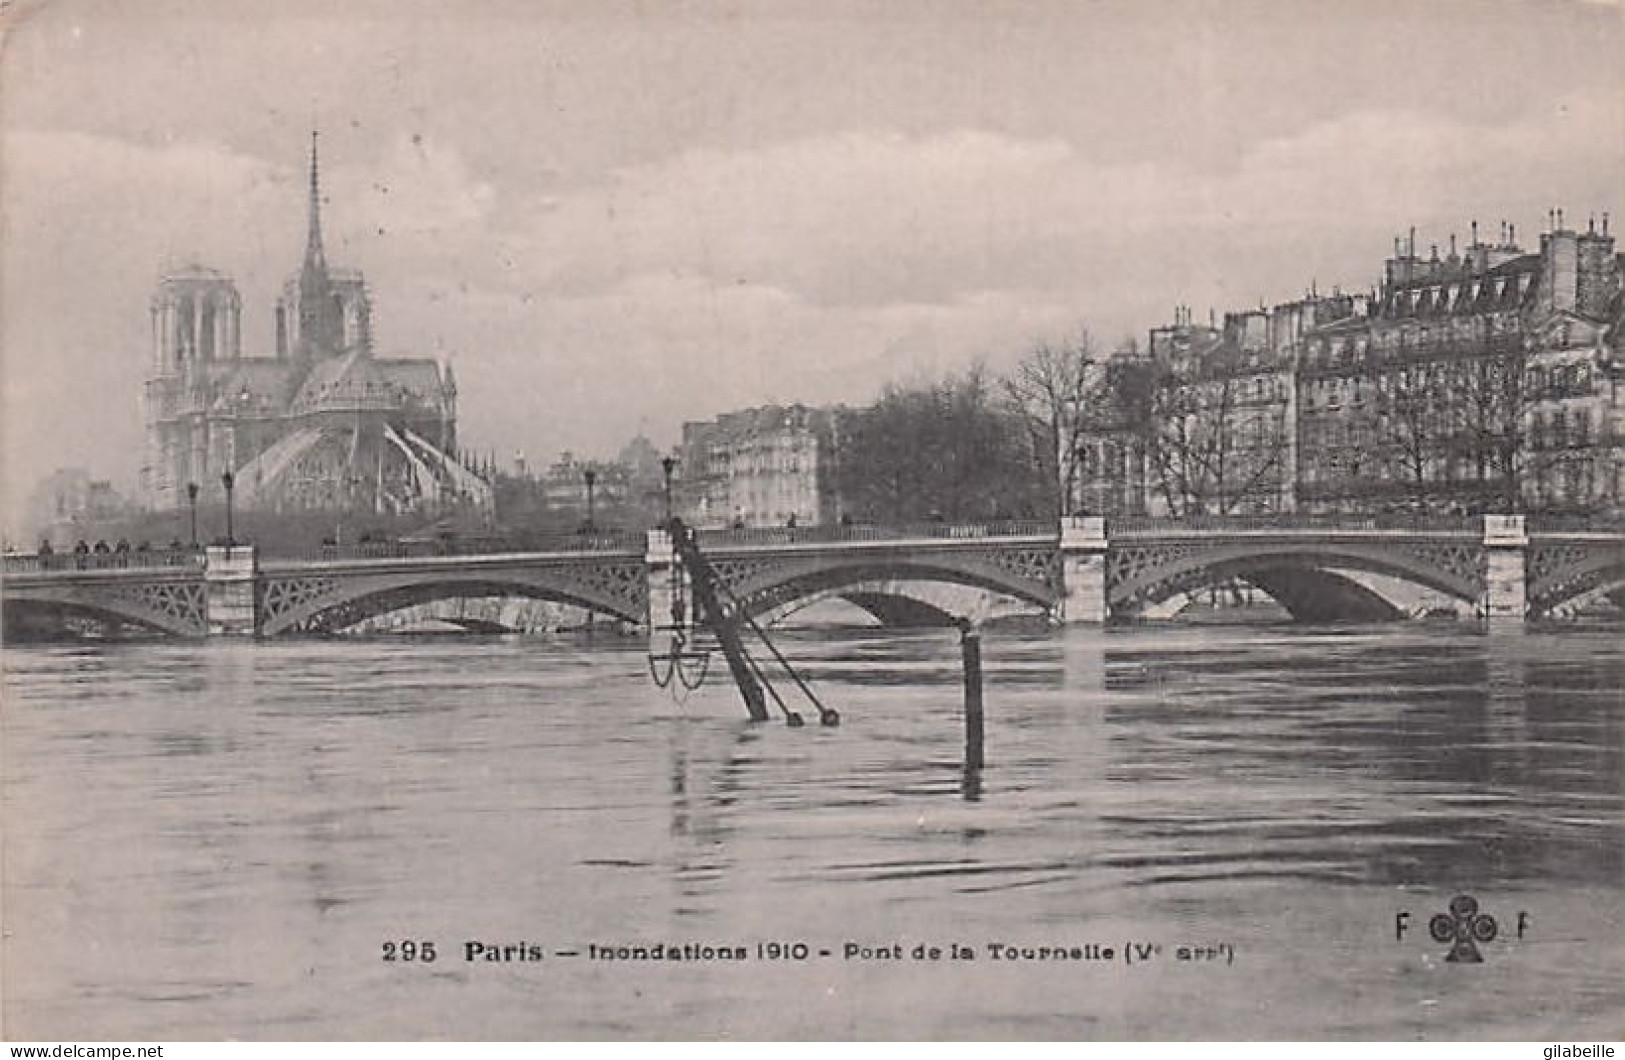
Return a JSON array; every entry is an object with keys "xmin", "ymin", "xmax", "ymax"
[
  {"xmin": 1428, "ymin": 894, "xmax": 1498, "ymax": 963},
  {"xmin": 1395, "ymin": 894, "xmax": 1526, "ymax": 962}
]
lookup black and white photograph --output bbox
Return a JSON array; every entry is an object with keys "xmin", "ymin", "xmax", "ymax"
[{"xmin": 1, "ymin": 0, "xmax": 1622, "ymax": 1042}]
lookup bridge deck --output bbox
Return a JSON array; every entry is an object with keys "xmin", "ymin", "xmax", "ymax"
[{"xmin": 5, "ymin": 517, "xmax": 1620, "ymax": 634}]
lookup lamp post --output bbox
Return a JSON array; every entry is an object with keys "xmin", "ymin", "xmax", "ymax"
[
  {"xmin": 661, "ymin": 456, "xmax": 677, "ymax": 525},
  {"xmin": 583, "ymin": 468, "xmax": 597, "ymax": 532},
  {"xmin": 185, "ymin": 482, "xmax": 199, "ymax": 547},
  {"xmin": 221, "ymin": 470, "xmax": 236, "ymax": 548}
]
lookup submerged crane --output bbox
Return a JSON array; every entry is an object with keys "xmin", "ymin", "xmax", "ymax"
[{"xmin": 648, "ymin": 518, "xmax": 838, "ymax": 727}]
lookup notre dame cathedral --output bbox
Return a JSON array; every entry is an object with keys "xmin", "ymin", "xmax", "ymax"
[{"xmin": 141, "ymin": 134, "xmax": 491, "ymax": 516}]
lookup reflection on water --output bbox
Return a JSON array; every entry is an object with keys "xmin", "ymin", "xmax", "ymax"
[{"xmin": 3, "ymin": 624, "xmax": 1621, "ymax": 1039}]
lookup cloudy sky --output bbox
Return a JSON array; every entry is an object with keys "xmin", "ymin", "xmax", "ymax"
[{"xmin": 2, "ymin": 0, "xmax": 1621, "ymax": 526}]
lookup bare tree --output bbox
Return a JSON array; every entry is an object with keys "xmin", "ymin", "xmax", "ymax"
[
  {"xmin": 1002, "ymin": 328, "xmax": 1097, "ymax": 516},
  {"xmin": 1143, "ymin": 347, "xmax": 1291, "ymax": 516},
  {"xmin": 1376, "ymin": 345, "xmax": 1580, "ymax": 515},
  {"xmin": 1379, "ymin": 363, "xmax": 1443, "ymax": 508}
]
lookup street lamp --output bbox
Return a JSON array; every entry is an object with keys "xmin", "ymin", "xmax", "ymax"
[
  {"xmin": 661, "ymin": 456, "xmax": 677, "ymax": 525},
  {"xmin": 583, "ymin": 468, "xmax": 597, "ymax": 532},
  {"xmin": 185, "ymin": 481, "xmax": 199, "ymax": 547},
  {"xmin": 220, "ymin": 470, "xmax": 236, "ymax": 548}
]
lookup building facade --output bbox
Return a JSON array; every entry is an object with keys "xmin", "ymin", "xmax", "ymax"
[
  {"xmin": 142, "ymin": 134, "xmax": 491, "ymax": 516},
  {"xmin": 1073, "ymin": 344, "xmax": 1154, "ymax": 517},
  {"xmin": 675, "ymin": 404, "xmax": 839, "ymax": 528},
  {"xmin": 1144, "ymin": 306, "xmax": 1299, "ymax": 515},
  {"xmin": 25, "ymin": 468, "xmax": 135, "ymax": 543},
  {"xmin": 1075, "ymin": 212, "xmax": 1625, "ymax": 519},
  {"xmin": 1297, "ymin": 216, "xmax": 1622, "ymax": 514}
]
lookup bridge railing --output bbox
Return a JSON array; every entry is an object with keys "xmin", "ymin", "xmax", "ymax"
[
  {"xmin": 1106, "ymin": 514, "xmax": 1483, "ymax": 535},
  {"xmin": 277, "ymin": 532, "xmax": 648, "ymax": 563},
  {"xmin": 3, "ymin": 547, "xmax": 205, "ymax": 574},
  {"xmin": 1525, "ymin": 513, "xmax": 1625, "ymax": 534},
  {"xmin": 694, "ymin": 519, "xmax": 1057, "ymax": 547}
]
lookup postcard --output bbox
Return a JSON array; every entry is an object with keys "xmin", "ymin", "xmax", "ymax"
[{"xmin": 3, "ymin": 0, "xmax": 1622, "ymax": 1042}]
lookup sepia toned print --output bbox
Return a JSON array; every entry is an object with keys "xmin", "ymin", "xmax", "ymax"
[{"xmin": 2, "ymin": 0, "xmax": 1621, "ymax": 1041}]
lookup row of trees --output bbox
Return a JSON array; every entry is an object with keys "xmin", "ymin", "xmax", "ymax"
[
  {"xmin": 831, "ymin": 333, "xmax": 1105, "ymax": 523},
  {"xmin": 829, "ymin": 327, "xmax": 1289, "ymax": 522},
  {"xmin": 833, "ymin": 366, "xmax": 1044, "ymax": 523}
]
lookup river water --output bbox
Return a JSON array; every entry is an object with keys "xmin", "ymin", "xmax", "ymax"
[{"xmin": 3, "ymin": 623, "xmax": 1621, "ymax": 1040}]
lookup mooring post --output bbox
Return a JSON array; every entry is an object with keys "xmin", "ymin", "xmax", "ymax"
[{"xmin": 960, "ymin": 620, "xmax": 984, "ymax": 772}]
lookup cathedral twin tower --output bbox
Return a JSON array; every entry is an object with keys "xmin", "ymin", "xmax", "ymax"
[{"xmin": 143, "ymin": 134, "xmax": 490, "ymax": 518}]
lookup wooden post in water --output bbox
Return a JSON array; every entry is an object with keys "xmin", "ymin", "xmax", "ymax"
[{"xmin": 960, "ymin": 620, "xmax": 984, "ymax": 772}]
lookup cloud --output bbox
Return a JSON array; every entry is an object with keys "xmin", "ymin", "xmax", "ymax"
[
  {"xmin": 422, "ymin": 93, "xmax": 1623, "ymax": 463},
  {"xmin": 0, "ymin": 131, "xmax": 291, "ymax": 518},
  {"xmin": 486, "ymin": 88, "xmax": 1622, "ymax": 318},
  {"xmin": 331, "ymin": 132, "xmax": 498, "ymax": 246}
]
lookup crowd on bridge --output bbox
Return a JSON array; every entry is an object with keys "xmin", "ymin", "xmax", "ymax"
[{"xmin": 14, "ymin": 537, "xmax": 198, "ymax": 570}]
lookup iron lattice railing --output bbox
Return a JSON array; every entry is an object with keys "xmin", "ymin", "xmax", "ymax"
[
  {"xmin": 1106, "ymin": 514, "xmax": 1484, "ymax": 535},
  {"xmin": 693, "ymin": 520, "xmax": 1057, "ymax": 546},
  {"xmin": 285, "ymin": 532, "xmax": 648, "ymax": 562},
  {"xmin": 4, "ymin": 548, "xmax": 205, "ymax": 573}
]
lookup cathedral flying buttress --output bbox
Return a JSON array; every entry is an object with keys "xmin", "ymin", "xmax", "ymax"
[{"xmin": 142, "ymin": 133, "xmax": 491, "ymax": 517}]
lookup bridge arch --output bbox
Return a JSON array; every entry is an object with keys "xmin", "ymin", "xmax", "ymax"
[
  {"xmin": 1527, "ymin": 539, "xmax": 1625, "ymax": 618},
  {"xmin": 2, "ymin": 578, "xmax": 208, "ymax": 637},
  {"xmin": 3, "ymin": 597, "xmax": 190, "ymax": 639},
  {"xmin": 709, "ymin": 549, "xmax": 1059, "ymax": 626},
  {"xmin": 1108, "ymin": 539, "xmax": 1482, "ymax": 621},
  {"xmin": 257, "ymin": 564, "xmax": 646, "ymax": 636},
  {"xmin": 757, "ymin": 577, "xmax": 1046, "ymax": 628}
]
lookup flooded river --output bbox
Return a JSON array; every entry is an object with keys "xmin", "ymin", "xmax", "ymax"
[{"xmin": 3, "ymin": 623, "xmax": 1621, "ymax": 1039}]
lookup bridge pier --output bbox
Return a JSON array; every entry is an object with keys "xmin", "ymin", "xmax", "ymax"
[
  {"xmin": 1481, "ymin": 515, "xmax": 1527, "ymax": 624},
  {"xmin": 204, "ymin": 544, "xmax": 259, "ymax": 636},
  {"xmin": 645, "ymin": 527, "xmax": 686, "ymax": 647},
  {"xmin": 1056, "ymin": 515, "xmax": 1109, "ymax": 624}
]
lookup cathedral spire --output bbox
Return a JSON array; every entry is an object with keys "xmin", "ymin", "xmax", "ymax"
[
  {"xmin": 305, "ymin": 129, "xmax": 326, "ymax": 269},
  {"xmin": 295, "ymin": 129, "xmax": 343, "ymax": 358}
]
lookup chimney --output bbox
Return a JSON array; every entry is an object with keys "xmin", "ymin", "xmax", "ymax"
[
  {"xmin": 1508, "ymin": 223, "xmax": 1516, "ymax": 246},
  {"xmin": 1470, "ymin": 219, "xmax": 1479, "ymax": 246}
]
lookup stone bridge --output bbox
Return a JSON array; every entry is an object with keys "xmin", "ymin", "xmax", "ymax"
[{"xmin": 3, "ymin": 516, "xmax": 1621, "ymax": 637}]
